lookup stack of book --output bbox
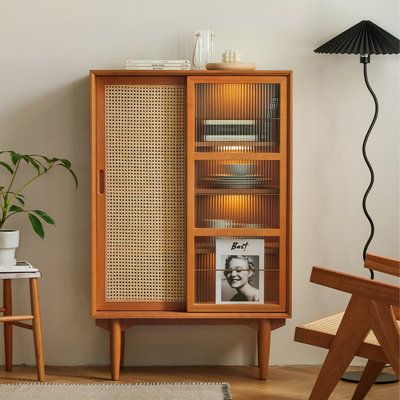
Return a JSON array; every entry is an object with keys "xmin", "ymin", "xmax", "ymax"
[
  {"xmin": 126, "ymin": 59, "xmax": 191, "ymax": 70},
  {"xmin": 203, "ymin": 120, "xmax": 257, "ymax": 142}
]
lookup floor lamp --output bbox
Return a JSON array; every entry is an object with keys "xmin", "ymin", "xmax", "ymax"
[{"xmin": 314, "ymin": 20, "xmax": 400, "ymax": 383}]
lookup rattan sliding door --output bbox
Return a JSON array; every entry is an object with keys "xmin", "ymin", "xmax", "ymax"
[{"xmin": 91, "ymin": 76, "xmax": 187, "ymax": 311}]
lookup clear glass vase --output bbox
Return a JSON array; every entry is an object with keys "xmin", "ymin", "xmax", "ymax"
[{"xmin": 192, "ymin": 29, "xmax": 215, "ymax": 70}]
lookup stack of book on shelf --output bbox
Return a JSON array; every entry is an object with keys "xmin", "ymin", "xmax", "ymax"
[
  {"xmin": 203, "ymin": 120, "xmax": 257, "ymax": 142},
  {"xmin": 126, "ymin": 59, "xmax": 191, "ymax": 70}
]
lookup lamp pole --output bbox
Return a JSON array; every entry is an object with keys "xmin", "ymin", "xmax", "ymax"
[{"xmin": 360, "ymin": 55, "xmax": 378, "ymax": 280}]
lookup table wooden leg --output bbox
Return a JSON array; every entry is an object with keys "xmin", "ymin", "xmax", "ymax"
[
  {"xmin": 29, "ymin": 278, "xmax": 45, "ymax": 382},
  {"xmin": 110, "ymin": 319, "xmax": 121, "ymax": 380},
  {"xmin": 3, "ymin": 279, "xmax": 13, "ymax": 371},
  {"xmin": 258, "ymin": 319, "xmax": 271, "ymax": 380}
]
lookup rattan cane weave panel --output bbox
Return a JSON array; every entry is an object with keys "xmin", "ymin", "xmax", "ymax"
[
  {"xmin": 300, "ymin": 312, "xmax": 400, "ymax": 346},
  {"xmin": 105, "ymin": 85, "xmax": 186, "ymax": 302}
]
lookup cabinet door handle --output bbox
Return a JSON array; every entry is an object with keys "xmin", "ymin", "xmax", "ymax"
[{"xmin": 98, "ymin": 169, "xmax": 105, "ymax": 194}]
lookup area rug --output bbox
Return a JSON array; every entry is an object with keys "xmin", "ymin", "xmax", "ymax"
[{"xmin": 0, "ymin": 382, "xmax": 231, "ymax": 400}]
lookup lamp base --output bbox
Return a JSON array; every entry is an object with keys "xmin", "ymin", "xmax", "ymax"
[{"xmin": 341, "ymin": 370, "xmax": 399, "ymax": 384}]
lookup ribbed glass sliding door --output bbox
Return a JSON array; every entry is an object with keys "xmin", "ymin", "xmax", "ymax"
[{"xmin": 186, "ymin": 76, "xmax": 289, "ymax": 313}]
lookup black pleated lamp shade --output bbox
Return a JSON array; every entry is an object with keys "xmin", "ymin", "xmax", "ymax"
[{"xmin": 314, "ymin": 20, "xmax": 400, "ymax": 55}]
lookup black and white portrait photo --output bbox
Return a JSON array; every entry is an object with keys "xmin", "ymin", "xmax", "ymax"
[{"xmin": 216, "ymin": 239, "xmax": 264, "ymax": 304}]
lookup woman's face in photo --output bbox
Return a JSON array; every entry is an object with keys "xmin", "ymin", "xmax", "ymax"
[{"xmin": 225, "ymin": 258, "xmax": 253, "ymax": 289}]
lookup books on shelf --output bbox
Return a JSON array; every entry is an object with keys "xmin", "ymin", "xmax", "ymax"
[
  {"xmin": 126, "ymin": 66, "xmax": 191, "ymax": 70},
  {"xmin": 126, "ymin": 59, "xmax": 191, "ymax": 70},
  {"xmin": 204, "ymin": 135, "xmax": 257, "ymax": 142},
  {"xmin": 204, "ymin": 120, "xmax": 256, "ymax": 126},
  {"xmin": 201, "ymin": 119, "xmax": 278, "ymax": 142},
  {"xmin": 126, "ymin": 59, "xmax": 190, "ymax": 64},
  {"xmin": 203, "ymin": 120, "xmax": 256, "ymax": 141}
]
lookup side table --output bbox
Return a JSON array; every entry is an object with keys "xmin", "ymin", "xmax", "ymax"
[{"xmin": 0, "ymin": 270, "xmax": 45, "ymax": 381}]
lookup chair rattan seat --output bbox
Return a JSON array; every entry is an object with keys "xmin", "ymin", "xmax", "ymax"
[{"xmin": 299, "ymin": 312, "xmax": 400, "ymax": 347}]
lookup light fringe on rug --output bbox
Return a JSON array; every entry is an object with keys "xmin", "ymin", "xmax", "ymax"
[{"xmin": 0, "ymin": 382, "xmax": 231, "ymax": 400}]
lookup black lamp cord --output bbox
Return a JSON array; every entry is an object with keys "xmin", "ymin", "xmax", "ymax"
[{"xmin": 361, "ymin": 60, "xmax": 378, "ymax": 280}]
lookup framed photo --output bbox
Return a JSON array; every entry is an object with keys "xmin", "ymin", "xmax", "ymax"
[{"xmin": 216, "ymin": 238, "xmax": 264, "ymax": 304}]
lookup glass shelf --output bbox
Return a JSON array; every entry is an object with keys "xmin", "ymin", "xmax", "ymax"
[
  {"xmin": 196, "ymin": 194, "xmax": 279, "ymax": 229},
  {"xmin": 196, "ymin": 160, "xmax": 279, "ymax": 189},
  {"xmin": 195, "ymin": 160, "xmax": 280, "ymax": 229}
]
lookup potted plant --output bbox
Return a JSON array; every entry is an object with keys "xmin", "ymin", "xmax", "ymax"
[{"xmin": 0, "ymin": 151, "xmax": 78, "ymax": 266}]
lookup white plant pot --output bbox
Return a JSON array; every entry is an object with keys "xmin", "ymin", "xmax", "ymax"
[{"xmin": 0, "ymin": 230, "xmax": 19, "ymax": 266}]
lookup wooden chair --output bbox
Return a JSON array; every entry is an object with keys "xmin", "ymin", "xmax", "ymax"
[{"xmin": 294, "ymin": 253, "xmax": 399, "ymax": 400}]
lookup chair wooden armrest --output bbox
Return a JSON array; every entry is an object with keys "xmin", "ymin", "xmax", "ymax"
[
  {"xmin": 311, "ymin": 267, "xmax": 399, "ymax": 306},
  {"xmin": 365, "ymin": 254, "xmax": 400, "ymax": 319},
  {"xmin": 365, "ymin": 253, "xmax": 400, "ymax": 277}
]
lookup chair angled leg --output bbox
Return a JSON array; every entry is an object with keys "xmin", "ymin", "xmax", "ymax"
[
  {"xmin": 351, "ymin": 360, "xmax": 386, "ymax": 400},
  {"xmin": 309, "ymin": 295, "xmax": 371, "ymax": 400},
  {"xmin": 3, "ymin": 279, "xmax": 13, "ymax": 372},
  {"xmin": 29, "ymin": 278, "xmax": 45, "ymax": 382},
  {"xmin": 369, "ymin": 301, "xmax": 400, "ymax": 376}
]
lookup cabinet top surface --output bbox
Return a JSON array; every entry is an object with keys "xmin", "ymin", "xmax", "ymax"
[{"xmin": 90, "ymin": 69, "xmax": 292, "ymax": 76}]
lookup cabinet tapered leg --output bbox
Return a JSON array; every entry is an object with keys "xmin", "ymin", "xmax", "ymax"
[
  {"xmin": 110, "ymin": 319, "xmax": 121, "ymax": 380},
  {"xmin": 120, "ymin": 330, "xmax": 125, "ymax": 369},
  {"xmin": 29, "ymin": 278, "xmax": 45, "ymax": 382},
  {"xmin": 258, "ymin": 319, "xmax": 271, "ymax": 380},
  {"xmin": 3, "ymin": 280, "xmax": 12, "ymax": 371}
]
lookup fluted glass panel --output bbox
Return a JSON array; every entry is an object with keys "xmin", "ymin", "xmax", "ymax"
[
  {"xmin": 195, "ymin": 83, "xmax": 280, "ymax": 153},
  {"xmin": 195, "ymin": 160, "xmax": 280, "ymax": 228}
]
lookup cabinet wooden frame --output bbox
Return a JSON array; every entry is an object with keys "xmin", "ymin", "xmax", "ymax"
[
  {"xmin": 91, "ymin": 71, "xmax": 292, "ymax": 317},
  {"xmin": 90, "ymin": 70, "xmax": 292, "ymax": 380}
]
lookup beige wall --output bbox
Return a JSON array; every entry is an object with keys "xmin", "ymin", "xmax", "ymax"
[{"xmin": 0, "ymin": 0, "xmax": 398, "ymax": 367}]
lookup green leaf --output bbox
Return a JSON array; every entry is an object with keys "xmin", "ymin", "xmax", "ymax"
[
  {"xmin": 0, "ymin": 161, "xmax": 13, "ymax": 174},
  {"xmin": 10, "ymin": 205, "xmax": 24, "ymax": 212},
  {"xmin": 33, "ymin": 209, "xmax": 55, "ymax": 225},
  {"xmin": 28, "ymin": 156, "xmax": 47, "ymax": 172},
  {"xmin": 32, "ymin": 154, "xmax": 52, "ymax": 164},
  {"xmin": 60, "ymin": 159, "xmax": 71, "ymax": 169},
  {"xmin": 25, "ymin": 156, "xmax": 41, "ymax": 174},
  {"xmin": 15, "ymin": 196, "xmax": 25, "ymax": 206},
  {"xmin": 28, "ymin": 213, "xmax": 44, "ymax": 239},
  {"xmin": 68, "ymin": 168, "xmax": 78, "ymax": 189},
  {"xmin": 10, "ymin": 152, "xmax": 22, "ymax": 166}
]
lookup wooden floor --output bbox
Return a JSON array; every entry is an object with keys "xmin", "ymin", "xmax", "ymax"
[{"xmin": 0, "ymin": 365, "xmax": 398, "ymax": 399}]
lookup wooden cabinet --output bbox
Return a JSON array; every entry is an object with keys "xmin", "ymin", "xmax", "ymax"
[{"xmin": 90, "ymin": 70, "xmax": 292, "ymax": 380}]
